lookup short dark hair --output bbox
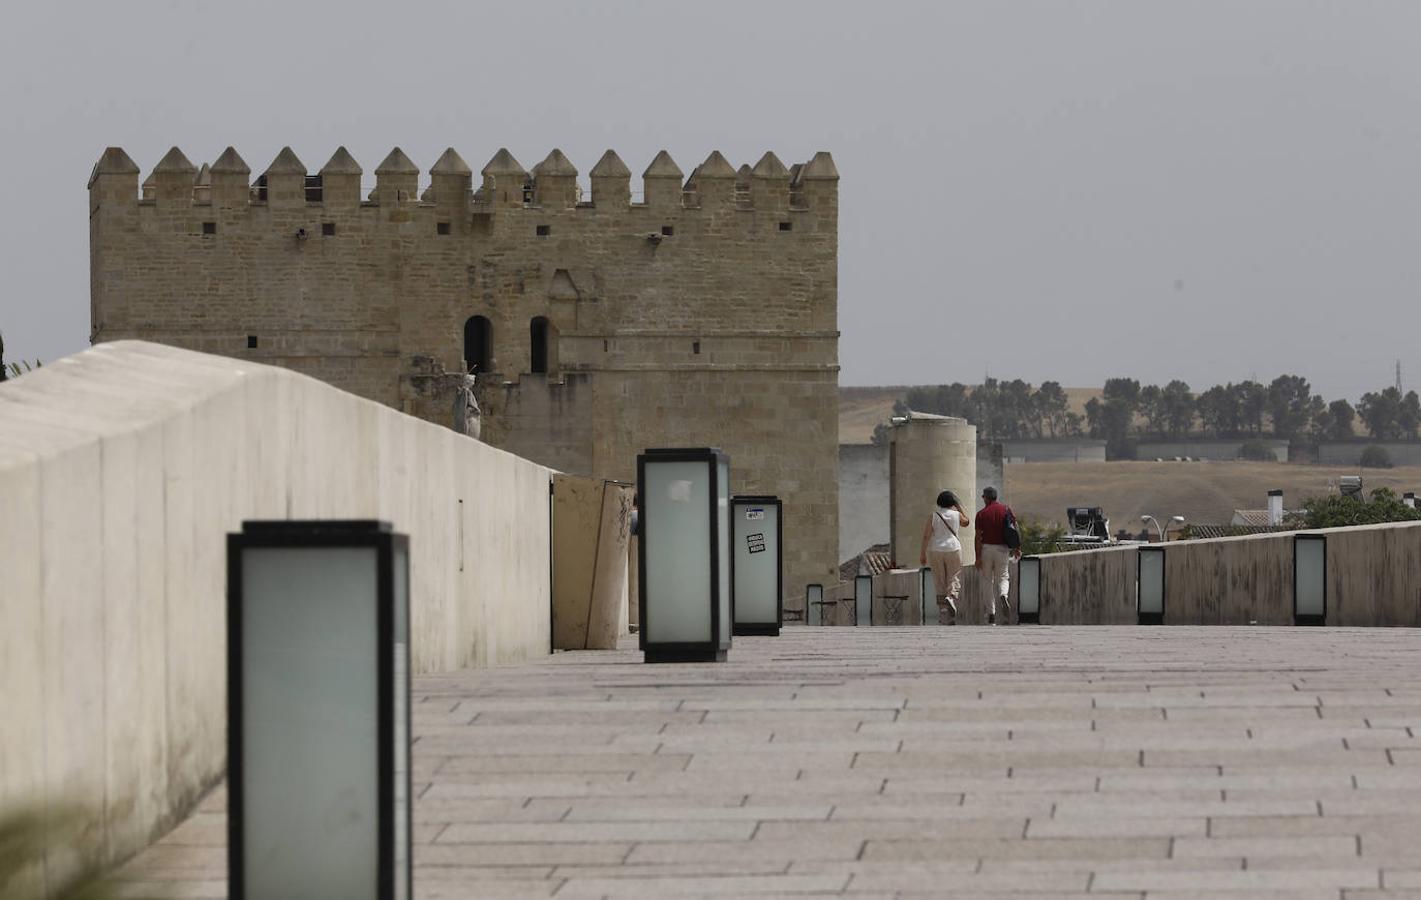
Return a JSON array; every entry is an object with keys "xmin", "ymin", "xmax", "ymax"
[
  {"xmin": 982, "ymin": 486, "xmax": 998, "ymax": 501},
  {"xmin": 936, "ymin": 490, "xmax": 958, "ymax": 508}
]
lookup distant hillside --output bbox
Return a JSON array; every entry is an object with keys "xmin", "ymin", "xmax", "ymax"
[
  {"xmin": 1007, "ymin": 460, "xmax": 1421, "ymax": 533},
  {"xmin": 839, "ymin": 384, "xmax": 1100, "ymax": 444}
]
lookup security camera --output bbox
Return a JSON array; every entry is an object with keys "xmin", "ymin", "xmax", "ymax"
[
  {"xmin": 643, "ymin": 232, "xmax": 663, "ymax": 245},
  {"xmin": 295, "ymin": 228, "xmax": 308, "ymax": 241}
]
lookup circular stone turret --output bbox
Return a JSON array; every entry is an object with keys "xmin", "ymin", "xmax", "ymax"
[{"xmin": 889, "ymin": 412, "xmax": 978, "ymax": 568}]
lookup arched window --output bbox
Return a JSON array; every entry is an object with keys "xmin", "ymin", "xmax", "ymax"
[
  {"xmin": 529, "ymin": 317, "xmax": 550, "ymax": 374},
  {"xmin": 464, "ymin": 315, "xmax": 492, "ymax": 374}
]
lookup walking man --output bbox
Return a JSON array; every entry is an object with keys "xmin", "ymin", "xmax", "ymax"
[{"xmin": 974, "ymin": 486, "xmax": 1019, "ymax": 625}]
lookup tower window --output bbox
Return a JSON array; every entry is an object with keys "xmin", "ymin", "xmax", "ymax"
[
  {"xmin": 536, "ymin": 224, "xmax": 551, "ymax": 237},
  {"xmin": 463, "ymin": 315, "xmax": 492, "ymax": 374},
  {"xmin": 322, "ymin": 222, "xmax": 336, "ymax": 236},
  {"xmin": 202, "ymin": 222, "xmax": 217, "ymax": 235},
  {"xmin": 661, "ymin": 225, "xmax": 674, "ymax": 236},
  {"xmin": 437, "ymin": 222, "xmax": 451, "ymax": 235},
  {"xmin": 530, "ymin": 317, "xmax": 550, "ymax": 374},
  {"xmin": 693, "ymin": 341, "xmax": 701, "ymax": 355},
  {"xmin": 778, "ymin": 221, "xmax": 792, "ymax": 232},
  {"xmin": 246, "ymin": 335, "xmax": 258, "ymax": 349}
]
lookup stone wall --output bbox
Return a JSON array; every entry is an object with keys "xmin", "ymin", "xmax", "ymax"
[
  {"xmin": 1034, "ymin": 545, "xmax": 1138, "ymax": 625},
  {"xmin": 1001, "ymin": 438, "xmax": 1107, "ymax": 463},
  {"xmin": 1317, "ymin": 440, "xmax": 1421, "ymax": 467},
  {"xmin": 1020, "ymin": 522, "xmax": 1421, "ymax": 626},
  {"xmin": 0, "ymin": 341, "xmax": 554, "ymax": 899},
  {"xmin": 814, "ymin": 521, "xmax": 1421, "ymax": 629},
  {"xmin": 89, "ymin": 145, "xmax": 841, "ymax": 613},
  {"xmin": 1138, "ymin": 439, "xmax": 1289, "ymax": 462}
]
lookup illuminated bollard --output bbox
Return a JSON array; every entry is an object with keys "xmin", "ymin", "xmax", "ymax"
[
  {"xmin": 918, "ymin": 566, "xmax": 933, "ymax": 626},
  {"xmin": 227, "ymin": 520, "xmax": 411, "ymax": 900},
  {"xmin": 636, "ymin": 448, "xmax": 732, "ymax": 663},
  {"xmin": 855, "ymin": 573, "xmax": 872, "ymax": 626},
  {"xmin": 1137, "ymin": 546, "xmax": 1165, "ymax": 626},
  {"xmin": 732, "ymin": 495, "xmax": 782, "ymax": 636},
  {"xmin": 1018, "ymin": 556, "xmax": 1041, "ymax": 624},
  {"xmin": 806, "ymin": 583, "xmax": 824, "ymax": 626},
  {"xmin": 1294, "ymin": 534, "xmax": 1327, "ymax": 626}
]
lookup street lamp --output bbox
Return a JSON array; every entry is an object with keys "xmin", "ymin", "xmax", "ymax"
[
  {"xmin": 1140, "ymin": 515, "xmax": 1160, "ymax": 542},
  {"xmin": 1141, "ymin": 514, "xmax": 1187, "ymax": 542}
]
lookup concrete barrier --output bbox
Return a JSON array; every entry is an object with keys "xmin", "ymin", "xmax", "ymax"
[
  {"xmin": 0, "ymin": 341, "xmax": 554, "ymax": 898},
  {"xmin": 1162, "ymin": 534, "xmax": 1294, "ymax": 625},
  {"xmin": 1034, "ymin": 545, "xmax": 1138, "ymax": 625},
  {"xmin": 1320, "ymin": 522, "xmax": 1421, "ymax": 627},
  {"xmin": 1019, "ymin": 522, "xmax": 1421, "ymax": 627},
  {"xmin": 805, "ymin": 524, "xmax": 1420, "ymax": 631}
]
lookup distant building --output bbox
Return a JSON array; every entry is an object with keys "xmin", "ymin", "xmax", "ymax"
[{"xmin": 89, "ymin": 144, "xmax": 841, "ymax": 609}]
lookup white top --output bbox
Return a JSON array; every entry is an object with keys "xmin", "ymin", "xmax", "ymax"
[{"xmin": 928, "ymin": 507, "xmax": 962, "ymax": 553}]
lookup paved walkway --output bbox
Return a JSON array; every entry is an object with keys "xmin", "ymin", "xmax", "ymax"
[{"xmin": 115, "ymin": 627, "xmax": 1421, "ymax": 899}]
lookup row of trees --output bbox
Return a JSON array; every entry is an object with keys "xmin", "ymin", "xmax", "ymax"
[
  {"xmin": 883, "ymin": 379, "xmax": 1082, "ymax": 442},
  {"xmin": 874, "ymin": 375, "xmax": 1421, "ymax": 448}
]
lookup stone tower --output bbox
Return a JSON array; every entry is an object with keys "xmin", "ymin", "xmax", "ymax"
[
  {"xmin": 889, "ymin": 413, "xmax": 978, "ymax": 569},
  {"xmin": 89, "ymin": 144, "xmax": 841, "ymax": 611}
]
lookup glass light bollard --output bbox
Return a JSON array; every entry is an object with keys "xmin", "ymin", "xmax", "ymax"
[
  {"xmin": 1294, "ymin": 534, "xmax": 1327, "ymax": 626},
  {"xmin": 637, "ymin": 448, "xmax": 732, "ymax": 662},
  {"xmin": 227, "ymin": 520, "xmax": 411, "ymax": 900}
]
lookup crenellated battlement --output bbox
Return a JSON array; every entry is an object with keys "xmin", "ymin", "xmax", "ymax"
[
  {"xmin": 91, "ymin": 146, "xmax": 838, "ymax": 215},
  {"xmin": 90, "ymin": 138, "xmax": 842, "ymax": 610}
]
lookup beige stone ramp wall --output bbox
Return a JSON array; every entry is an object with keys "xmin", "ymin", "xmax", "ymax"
[
  {"xmin": 1035, "ymin": 544, "xmax": 1138, "ymax": 625},
  {"xmin": 1026, "ymin": 522, "xmax": 1421, "ymax": 626},
  {"xmin": 817, "ymin": 522, "xmax": 1421, "ymax": 628},
  {"xmin": 0, "ymin": 340, "xmax": 553, "ymax": 898}
]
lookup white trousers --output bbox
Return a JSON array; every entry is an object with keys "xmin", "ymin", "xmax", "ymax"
[{"xmin": 980, "ymin": 544, "xmax": 1012, "ymax": 613}]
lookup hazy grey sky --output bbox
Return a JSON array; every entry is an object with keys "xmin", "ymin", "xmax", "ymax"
[{"xmin": 3, "ymin": 0, "xmax": 1418, "ymax": 400}]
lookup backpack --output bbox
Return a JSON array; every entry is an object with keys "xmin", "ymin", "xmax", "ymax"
[{"xmin": 1003, "ymin": 508, "xmax": 1021, "ymax": 550}]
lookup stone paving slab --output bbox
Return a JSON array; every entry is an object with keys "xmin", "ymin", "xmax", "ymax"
[{"xmin": 109, "ymin": 626, "xmax": 1421, "ymax": 898}]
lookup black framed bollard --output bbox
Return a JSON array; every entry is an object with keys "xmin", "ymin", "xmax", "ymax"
[
  {"xmin": 1018, "ymin": 556, "xmax": 1041, "ymax": 624},
  {"xmin": 918, "ymin": 566, "xmax": 933, "ymax": 626},
  {"xmin": 637, "ymin": 448, "xmax": 732, "ymax": 662},
  {"xmin": 806, "ymin": 583, "xmax": 824, "ymax": 625},
  {"xmin": 1293, "ymin": 534, "xmax": 1327, "ymax": 626},
  {"xmin": 1137, "ymin": 546, "xmax": 1165, "ymax": 625},
  {"xmin": 854, "ymin": 573, "xmax": 872, "ymax": 626},
  {"xmin": 731, "ymin": 495, "xmax": 783, "ymax": 636},
  {"xmin": 227, "ymin": 520, "xmax": 411, "ymax": 900}
]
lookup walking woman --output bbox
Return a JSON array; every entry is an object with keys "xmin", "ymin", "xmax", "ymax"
[{"xmin": 919, "ymin": 490, "xmax": 970, "ymax": 625}]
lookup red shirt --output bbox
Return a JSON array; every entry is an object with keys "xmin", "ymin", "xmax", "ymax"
[{"xmin": 976, "ymin": 500, "xmax": 1014, "ymax": 546}]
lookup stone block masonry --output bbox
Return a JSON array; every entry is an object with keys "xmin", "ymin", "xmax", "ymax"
[{"xmin": 89, "ymin": 144, "xmax": 841, "ymax": 608}]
